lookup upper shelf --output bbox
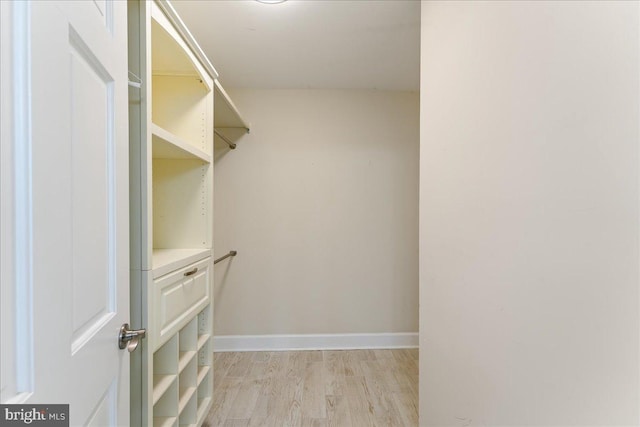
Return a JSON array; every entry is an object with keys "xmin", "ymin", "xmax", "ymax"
[
  {"xmin": 154, "ymin": 0, "xmax": 218, "ymax": 80},
  {"xmin": 214, "ymin": 80, "xmax": 250, "ymax": 131},
  {"xmin": 214, "ymin": 80, "xmax": 250, "ymax": 150},
  {"xmin": 151, "ymin": 1, "xmax": 213, "ymax": 92}
]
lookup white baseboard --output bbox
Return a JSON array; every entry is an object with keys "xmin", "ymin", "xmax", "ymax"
[{"xmin": 213, "ymin": 332, "xmax": 418, "ymax": 352}]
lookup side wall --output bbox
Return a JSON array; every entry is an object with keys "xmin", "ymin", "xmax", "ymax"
[
  {"xmin": 213, "ymin": 89, "xmax": 419, "ymax": 343},
  {"xmin": 420, "ymin": 1, "xmax": 639, "ymax": 425}
]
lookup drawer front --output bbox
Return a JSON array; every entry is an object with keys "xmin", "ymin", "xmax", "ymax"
[{"xmin": 152, "ymin": 257, "xmax": 211, "ymax": 350}]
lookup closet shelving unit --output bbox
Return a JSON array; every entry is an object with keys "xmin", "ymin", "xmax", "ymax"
[{"xmin": 128, "ymin": 1, "xmax": 248, "ymax": 426}]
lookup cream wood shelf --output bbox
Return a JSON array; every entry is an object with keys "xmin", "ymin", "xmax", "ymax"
[
  {"xmin": 214, "ymin": 80, "xmax": 250, "ymax": 150},
  {"xmin": 151, "ymin": 124, "xmax": 211, "ymax": 162},
  {"xmin": 153, "ymin": 375, "xmax": 177, "ymax": 405},
  {"xmin": 178, "ymin": 387, "xmax": 197, "ymax": 414},
  {"xmin": 196, "ymin": 334, "xmax": 210, "ymax": 351},
  {"xmin": 196, "ymin": 366, "xmax": 210, "ymax": 385},
  {"xmin": 153, "ymin": 417, "xmax": 177, "ymax": 427},
  {"xmin": 151, "ymin": 2, "xmax": 212, "ymax": 91},
  {"xmin": 178, "ymin": 351, "xmax": 196, "ymax": 373},
  {"xmin": 153, "ymin": 0, "xmax": 218, "ymax": 81},
  {"xmin": 195, "ymin": 398, "xmax": 211, "ymax": 425},
  {"xmin": 152, "ymin": 248, "xmax": 211, "ymax": 279},
  {"xmin": 214, "ymin": 80, "xmax": 249, "ymax": 129}
]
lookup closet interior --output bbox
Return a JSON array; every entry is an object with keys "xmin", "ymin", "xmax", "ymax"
[{"xmin": 128, "ymin": 1, "xmax": 248, "ymax": 425}]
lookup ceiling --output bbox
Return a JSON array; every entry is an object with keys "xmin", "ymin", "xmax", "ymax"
[{"xmin": 171, "ymin": 0, "xmax": 421, "ymax": 91}]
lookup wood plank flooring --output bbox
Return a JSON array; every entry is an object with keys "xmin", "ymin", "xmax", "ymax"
[{"xmin": 203, "ymin": 349, "xmax": 418, "ymax": 427}]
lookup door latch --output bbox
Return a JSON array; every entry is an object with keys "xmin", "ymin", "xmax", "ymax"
[{"xmin": 118, "ymin": 323, "xmax": 146, "ymax": 352}]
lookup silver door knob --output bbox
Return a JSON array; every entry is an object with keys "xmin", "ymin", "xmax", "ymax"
[{"xmin": 118, "ymin": 323, "xmax": 146, "ymax": 352}]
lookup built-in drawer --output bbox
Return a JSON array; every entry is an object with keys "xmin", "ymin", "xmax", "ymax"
[{"xmin": 152, "ymin": 257, "xmax": 211, "ymax": 350}]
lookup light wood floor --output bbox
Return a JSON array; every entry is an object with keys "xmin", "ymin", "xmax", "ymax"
[{"xmin": 203, "ymin": 349, "xmax": 418, "ymax": 427}]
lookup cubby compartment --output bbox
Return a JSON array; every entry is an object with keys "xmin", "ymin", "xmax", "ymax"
[
  {"xmin": 195, "ymin": 309, "xmax": 212, "ymax": 426},
  {"xmin": 197, "ymin": 342, "xmax": 211, "ymax": 372},
  {"xmin": 196, "ymin": 377, "xmax": 212, "ymax": 424},
  {"xmin": 153, "ymin": 378, "xmax": 178, "ymax": 427},
  {"xmin": 196, "ymin": 364, "xmax": 210, "ymax": 388},
  {"xmin": 178, "ymin": 356, "xmax": 197, "ymax": 426},
  {"xmin": 196, "ymin": 307, "xmax": 211, "ymax": 350},
  {"xmin": 179, "ymin": 357, "xmax": 197, "ymax": 388},
  {"xmin": 178, "ymin": 316, "xmax": 198, "ymax": 425},
  {"xmin": 196, "ymin": 345, "xmax": 211, "ymax": 392},
  {"xmin": 178, "ymin": 390, "xmax": 197, "ymax": 427},
  {"xmin": 153, "ymin": 336, "xmax": 178, "ymax": 405},
  {"xmin": 178, "ymin": 318, "xmax": 198, "ymax": 371},
  {"xmin": 196, "ymin": 309, "xmax": 213, "ymax": 425},
  {"xmin": 178, "ymin": 357, "xmax": 197, "ymax": 414}
]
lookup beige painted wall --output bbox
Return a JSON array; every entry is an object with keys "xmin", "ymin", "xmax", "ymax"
[
  {"xmin": 420, "ymin": 1, "xmax": 639, "ymax": 425},
  {"xmin": 213, "ymin": 89, "xmax": 419, "ymax": 336}
]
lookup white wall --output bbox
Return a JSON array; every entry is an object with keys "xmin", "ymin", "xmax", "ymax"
[
  {"xmin": 419, "ymin": 1, "xmax": 639, "ymax": 425},
  {"xmin": 214, "ymin": 89, "xmax": 419, "ymax": 338}
]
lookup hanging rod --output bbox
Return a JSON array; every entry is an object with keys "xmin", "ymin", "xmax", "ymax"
[
  {"xmin": 214, "ymin": 129, "xmax": 236, "ymax": 150},
  {"xmin": 214, "ymin": 250, "xmax": 237, "ymax": 264},
  {"xmin": 128, "ymin": 71, "xmax": 142, "ymax": 88}
]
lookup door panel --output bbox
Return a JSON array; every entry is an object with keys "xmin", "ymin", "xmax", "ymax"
[
  {"xmin": 85, "ymin": 381, "xmax": 116, "ymax": 426},
  {"xmin": 68, "ymin": 29, "xmax": 116, "ymax": 353}
]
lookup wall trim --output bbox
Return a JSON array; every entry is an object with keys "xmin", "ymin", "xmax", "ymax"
[{"xmin": 213, "ymin": 332, "xmax": 418, "ymax": 352}]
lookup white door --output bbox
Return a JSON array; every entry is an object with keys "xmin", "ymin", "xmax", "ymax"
[{"xmin": 0, "ymin": 1, "xmax": 131, "ymax": 425}]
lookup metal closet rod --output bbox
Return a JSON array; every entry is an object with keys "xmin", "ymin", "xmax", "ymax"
[
  {"xmin": 214, "ymin": 126, "xmax": 250, "ymax": 150},
  {"xmin": 214, "ymin": 250, "xmax": 237, "ymax": 265},
  {"xmin": 214, "ymin": 129, "xmax": 236, "ymax": 149}
]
